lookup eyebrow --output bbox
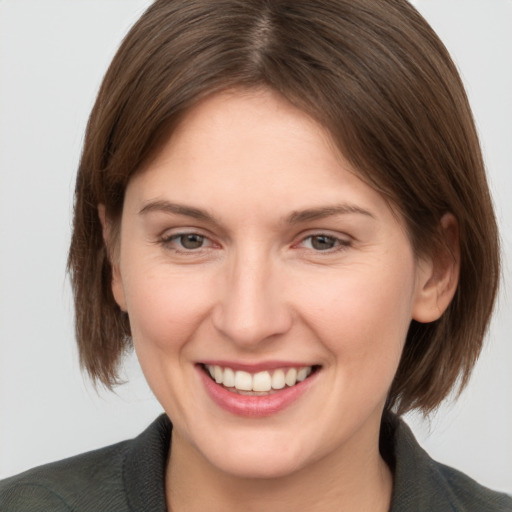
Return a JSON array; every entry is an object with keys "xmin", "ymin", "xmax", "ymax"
[
  {"xmin": 139, "ymin": 200, "xmax": 214, "ymax": 221},
  {"xmin": 139, "ymin": 200, "xmax": 375, "ymax": 224},
  {"xmin": 286, "ymin": 204, "xmax": 375, "ymax": 224}
]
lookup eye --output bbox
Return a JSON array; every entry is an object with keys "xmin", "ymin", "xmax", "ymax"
[
  {"xmin": 300, "ymin": 234, "xmax": 350, "ymax": 251},
  {"xmin": 177, "ymin": 233, "xmax": 205, "ymax": 249},
  {"xmin": 162, "ymin": 232, "xmax": 211, "ymax": 251}
]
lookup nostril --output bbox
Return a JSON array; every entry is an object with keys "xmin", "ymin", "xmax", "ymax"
[{"xmin": 211, "ymin": 303, "xmax": 293, "ymax": 347}]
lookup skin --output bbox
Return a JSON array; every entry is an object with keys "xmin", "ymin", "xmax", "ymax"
[{"xmin": 102, "ymin": 88, "xmax": 458, "ymax": 511}]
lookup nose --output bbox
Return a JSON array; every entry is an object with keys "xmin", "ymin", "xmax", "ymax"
[{"xmin": 212, "ymin": 250, "xmax": 293, "ymax": 348}]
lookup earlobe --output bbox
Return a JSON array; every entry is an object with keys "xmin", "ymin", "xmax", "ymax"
[
  {"xmin": 412, "ymin": 213, "xmax": 460, "ymax": 323},
  {"xmin": 98, "ymin": 204, "xmax": 127, "ymax": 312}
]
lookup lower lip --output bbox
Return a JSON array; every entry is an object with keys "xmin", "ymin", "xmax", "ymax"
[{"xmin": 198, "ymin": 366, "xmax": 317, "ymax": 417}]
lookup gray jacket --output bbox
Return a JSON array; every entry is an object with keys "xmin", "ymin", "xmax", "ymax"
[{"xmin": 1, "ymin": 414, "xmax": 510, "ymax": 511}]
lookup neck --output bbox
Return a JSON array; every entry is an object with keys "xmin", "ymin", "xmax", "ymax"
[{"xmin": 165, "ymin": 422, "xmax": 393, "ymax": 512}]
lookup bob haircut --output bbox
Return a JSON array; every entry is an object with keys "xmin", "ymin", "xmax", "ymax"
[{"xmin": 68, "ymin": 0, "xmax": 499, "ymax": 415}]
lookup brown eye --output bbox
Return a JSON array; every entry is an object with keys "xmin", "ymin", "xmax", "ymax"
[
  {"xmin": 310, "ymin": 235, "xmax": 338, "ymax": 251},
  {"xmin": 178, "ymin": 234, "xmax": 205, "ymax": 249}
]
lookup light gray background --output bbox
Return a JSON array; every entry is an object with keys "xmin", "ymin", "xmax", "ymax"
[{"xmin": 0, "ymin": 0, "xmax": 511, "ymax": 493}]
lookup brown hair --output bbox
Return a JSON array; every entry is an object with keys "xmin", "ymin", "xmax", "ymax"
[{"xmin": 68, "ymin": 0, "xmax": 499, "ymax": 414}]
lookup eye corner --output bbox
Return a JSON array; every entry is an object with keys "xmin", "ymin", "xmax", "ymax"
[
  {"xmin": 294, "ymin": 233, "xmax": 353, "ymax": 253},
  {"xmin": 158, "ymin": 230, "xmax": 221, "ymax": 254}
]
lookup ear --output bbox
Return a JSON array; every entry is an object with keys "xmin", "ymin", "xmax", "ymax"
[
  {"xmin": 98, "ymin": 204, "xmax": 127, "ymax": 312},
  {"xmin": 412, "ymin": 213, "xmax": 460, "ymax": 323}
]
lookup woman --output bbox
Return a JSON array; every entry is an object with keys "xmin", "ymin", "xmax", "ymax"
[{"xmin": 1, "ymin": 0, "xmax": 510, "ymax": 510}]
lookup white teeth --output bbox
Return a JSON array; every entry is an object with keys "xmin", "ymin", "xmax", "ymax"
[
  {"xmin": 285, "ymin": 368, "xmax": 297, "ymax": 386},
  {"xmin": 205, "ymin": 365, "xmax": 314, "ymax": 392},
  {"xmin": 271, "ymin": 369, "xmax": 286, "ymax": 390},
  {"xmin": 296, "ymin": 367, "xmax": 311, "ymax": 382},
  {"xmin": 235, "ymin": 371, "xmax": 253, "ymax": 391},
  {"xmin": 223, "ymin": 367, "xmax": 235, "ymax": 388},
  {"xmin": 253, "ymin": 371, "xmax": 272, "ymax": 392}
]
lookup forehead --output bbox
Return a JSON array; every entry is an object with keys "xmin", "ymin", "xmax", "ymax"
[
  {"xmin": 126, "ymin": 88, "xmax": 400, "ymax": 229},
  {"xmin": 152, "ymin": 88, "xmax": 339, "ymax": 173}
]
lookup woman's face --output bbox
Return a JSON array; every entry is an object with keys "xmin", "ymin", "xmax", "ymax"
[{"xmin": 110, "ymin": 88, "xmax": 435, "ymax": 479}]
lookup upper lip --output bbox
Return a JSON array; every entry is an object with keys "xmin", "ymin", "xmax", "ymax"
[{"xmin": 199, "ymin": 360, "xmax": 319, "ymax": 373}]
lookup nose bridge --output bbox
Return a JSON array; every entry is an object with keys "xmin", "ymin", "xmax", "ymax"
[{"xmin": 213, "ymin": 244, "xmax": 291, "ymax": 347}]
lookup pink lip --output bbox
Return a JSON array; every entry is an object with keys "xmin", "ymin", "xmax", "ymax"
[
  {"xmin": 197, "ymin": 365, "xmax": 318, "ymax": 417},
  {"xmin": 200, "ymin": 360, "xmax": 312, "ymax": 373}
]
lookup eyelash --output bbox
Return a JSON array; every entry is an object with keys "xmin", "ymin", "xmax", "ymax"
[
  {"xmin": 159, "ymin": 231, "xmax": 352, "ymax": 254},
  {"xmin": 159, "ymin": 232, "xmax": 215, "ymax": 253},
  {"xmin": 297, "ymin": 234, "xmax": 352, "ymax": 252}
]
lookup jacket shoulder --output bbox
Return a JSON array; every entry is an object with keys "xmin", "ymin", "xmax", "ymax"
[
  {"xmin": 0, "ymin": 440, "xmax": 131, "ymax": 512},
  {"xmin": 434, "ymin": 461, "xmax": 512, "ymax": 512},
  {"xmin": 388, "ymin": 415, "xmax": 512, "ymax": 512}
]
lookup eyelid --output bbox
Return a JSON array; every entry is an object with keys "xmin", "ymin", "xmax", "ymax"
[
  {"xmin": 159, "ymin": 225, "xmax": 213, "ymax": 240},
  {"xmin": 293, "ymin": 231, "xmax": 353, "ymax": 252},
  {"xmin": 158, "ymin": 227, "xmax": 220, "ymax": 252},
  {"xmin": 161, "ymin": 231, "xmax": 210, "ymax": 242},
  {"xmin": 295, "ymin": 228, "xmax": 352, "ymax": 242},
  {"xmin": 168, "ymin": 233, "xmax": 209, "ymax": 246},
  {"xmin": 156, "ymin": 226, "xmax": 353, "ymax": 252}
]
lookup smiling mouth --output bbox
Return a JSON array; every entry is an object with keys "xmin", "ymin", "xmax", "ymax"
[{"xmin": 202, "ymin": 364, "xmax": 320, "ymax": 396}]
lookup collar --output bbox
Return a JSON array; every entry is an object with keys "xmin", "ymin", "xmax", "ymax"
[{"xmin": 123, "ymin": 413, "xmax": 510, "ymax": 512}]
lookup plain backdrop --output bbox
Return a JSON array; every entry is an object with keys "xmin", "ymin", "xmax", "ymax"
[{"xmin": 0, "ymin": 0, "xmax": 511, "ymax": 493}]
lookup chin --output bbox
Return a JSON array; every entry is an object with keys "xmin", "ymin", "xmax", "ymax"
[
  {"xmin": 196, "ymin": 431, "xmax": 313, "ymax": 480},
  {"xmin": 211, "ymin": 451, "xmax": 305, "ymax": 480}
]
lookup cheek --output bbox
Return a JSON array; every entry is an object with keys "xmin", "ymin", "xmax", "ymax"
[
  {"xmin": 121, "ymin": 266, "xmax": 216, "ymax": 416},
  {"xmin": 296, "ymin": 263, "xmax": 415, "ymax": 369},
  {"xmin": 121, "ymin": 262, "xmax": 213, "ymax": 352}
]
